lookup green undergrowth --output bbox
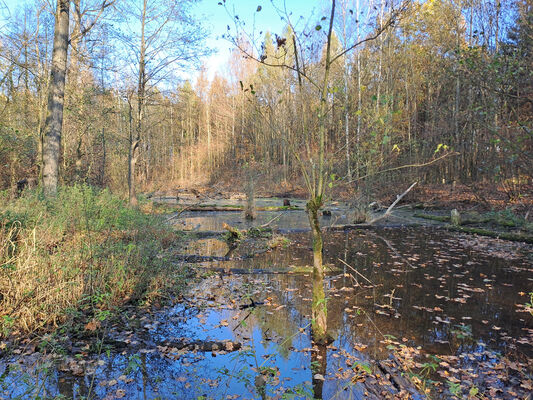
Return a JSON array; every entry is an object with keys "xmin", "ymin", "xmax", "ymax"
[
  {"xmin": 414, "ymin": 209, "xmax": 533, "ymax": 243},
  {"xmin": 0, "ymin": 185, "xmax": 187, "ymax": 339}
]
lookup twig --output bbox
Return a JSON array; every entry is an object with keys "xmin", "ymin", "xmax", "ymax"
[
  {"xmin": 337, "ymin": 258, "xmax": 373, "ymax": 285},
  {"xmin": 348, "ymin": 152, "xmax": 458, "ymax": 183},
  {"xmin": 164, "ymin": 199, "xmax": 208, "ymax": 222}
]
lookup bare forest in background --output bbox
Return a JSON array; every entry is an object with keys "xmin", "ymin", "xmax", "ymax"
[{"xmin": 0, "ymin": 0, "xmax": 531, "ymax": 203}]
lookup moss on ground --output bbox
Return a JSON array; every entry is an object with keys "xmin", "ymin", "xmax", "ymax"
[{"xmin": 414, "ymin": 210, "xmax": 532, "ymax": 243}]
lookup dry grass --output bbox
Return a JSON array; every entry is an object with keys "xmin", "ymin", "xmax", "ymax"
[{"xmin": 0, "ymin": 185, "xmax": 185, "ymax": 338}]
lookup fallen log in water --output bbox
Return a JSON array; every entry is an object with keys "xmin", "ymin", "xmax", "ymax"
[
  {"xmin": 171, "ymin": 249, "xmax": 270, "ymax": 263},
  {"xmin": 377, "ymin": 358, "xmax": 423, "ymax": 398},
  {"xmin": 160, "ymin": 338, "xmax": 241, "ymax": 353},
  {"xmin": 170, "ymin": 205, "xmax": 303, "ymax": 212},
  {"xmin": 101, "ymin": 338, "xmax": 241, "ymax": 354},
  {"xmin": 185, "ymin": 206, "xmax": 243, "ymax": 212}
]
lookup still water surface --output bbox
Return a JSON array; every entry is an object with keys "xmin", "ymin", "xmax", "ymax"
[{"xmin": 1, "ymin": 225, "xmax": 531, "ymax": 399}]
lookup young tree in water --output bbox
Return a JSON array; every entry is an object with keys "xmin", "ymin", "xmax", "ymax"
[{"xmin": 227, "ymin": 0, "xmax": 409, "ymax": 342}]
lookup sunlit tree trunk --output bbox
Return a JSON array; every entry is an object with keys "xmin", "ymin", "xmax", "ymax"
[
  {"xmin": 206, "ymin": 96, "xmax": 211, "ymax": 170},
  {"xmin": 42, "ymin": 0, "xmax": 69, "ymax": 196},
  {"xmin": 341, "ymin": 1, "xmax": 351, "ymax": 181},
  {"xmin": 375, "ymin": 0, "xmax": 385, "ymax": 114},
  {"xmin": 355, "ymin": 0, "xmax": 363, "ymax": 179}
]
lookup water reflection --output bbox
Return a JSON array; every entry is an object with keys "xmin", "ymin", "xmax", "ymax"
[
  {"xmin": 311, "ymin": 342, "xmax": 327, "ymax": 399},
  {"xmin": 0, "ymin": 228, "xmax": 531, "ymax": 399}
]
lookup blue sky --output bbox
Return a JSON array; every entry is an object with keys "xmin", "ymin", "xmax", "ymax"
[
  {"xmin": 196, "ymin": 0, "xmax": 325, "ymax": 78},
  {"xmin": 1, "ymin": 0, "xmax": 326, "ymax": 80},
  {"xmin": 197, "ymin": 0, "xmax": 326, "ymax": 38}
]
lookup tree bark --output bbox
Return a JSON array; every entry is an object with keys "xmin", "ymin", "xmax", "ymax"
[
  {"xmin": 42, "ymin": 0, "xmax": 70, "ymax": 196},
  {"xmin": 129, "ymin": 0, "xmax": 147, "ymax": 206},
  {"xmin": 308, "ymin": 199, "xmax": 327, "ymax": 342}
]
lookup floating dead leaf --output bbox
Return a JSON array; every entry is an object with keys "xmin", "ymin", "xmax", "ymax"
[
  {"xmin": 69, "ymin": 361, "xmax": 84, "ymax": 376},
  {"xmin": 520, "ymin": 381, "xmax": 533, "ymax": 390}
]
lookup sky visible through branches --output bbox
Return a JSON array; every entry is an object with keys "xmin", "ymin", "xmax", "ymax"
[{"xmin": 0, "ymin": 0, "xmax": 324, "ymax": 80}]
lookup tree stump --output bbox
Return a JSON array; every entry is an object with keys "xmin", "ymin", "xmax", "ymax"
[{"xmin": 451, "ymin": 209, "xmax": 461, "ymax": 226}]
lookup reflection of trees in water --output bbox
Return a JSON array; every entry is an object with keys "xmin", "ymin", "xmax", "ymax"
[
  {"xmin": 229, "ymin": 274, "xmax": 305, "ymax": 357},
  {"xmin": 15, "ymin": 228, "xmax": 531, "ymax": 399},
  {"xmin": 229, "ymin": 227, "xmax": 529, "ymax": 361},
  {"xmin": 311, "ymin": 342, "xmax": 327, "ymax": 399}
]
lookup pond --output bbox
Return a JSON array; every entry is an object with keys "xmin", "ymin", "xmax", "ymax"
[
  {"xmin": 171, "ymin": 198, "xmax": 352, "ymax": 233},
  {"xmin": 1, "ymin": 224, "xmax": 531, "ymax": 399}
]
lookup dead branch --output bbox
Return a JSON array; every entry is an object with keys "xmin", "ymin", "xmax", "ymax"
[
  {"xmin": 222, "ymin": 222, "xmax": 242, "ymax": 239},
  {"xmin": 367, "ymin": 182, "xmax": 418, "ymax": 225},
  {"xmin": 348, "ymin": 152, "xmax": 459, "ymax": 183},
  {"xmin": 164, "ymin": 200, "xmax": 208, "ymax": 222},
  {"xmin": 259, "ymin": 213, "xmax": 283, "ymax": 229}
]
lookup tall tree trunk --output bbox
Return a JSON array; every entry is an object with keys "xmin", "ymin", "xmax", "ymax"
[
  {"xmin": 128, "ymin": 98, "xmax": 135, "ymax": 201},
  {"xmin": 129, "ymin": 0, "xmax": 147, "ymax": 206},
  {"xmin": 375, "ymin": 0, "xmax": 385, "ymax": 114},
  {"xmin": 342, "ymin": 2, "xmax": 352, "ymax": 181},
  {"xmin": 42, "ymin": 0, "xmax": 70, "ymax": 196},
  {"xmin": 206, "ymin": 99, "xmax": 211, "ymax": 170}
]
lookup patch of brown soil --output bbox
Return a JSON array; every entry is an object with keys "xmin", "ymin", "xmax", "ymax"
[{"xmin": 412, "ymin": 182, "xmax": 532, "ymax": 213}]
